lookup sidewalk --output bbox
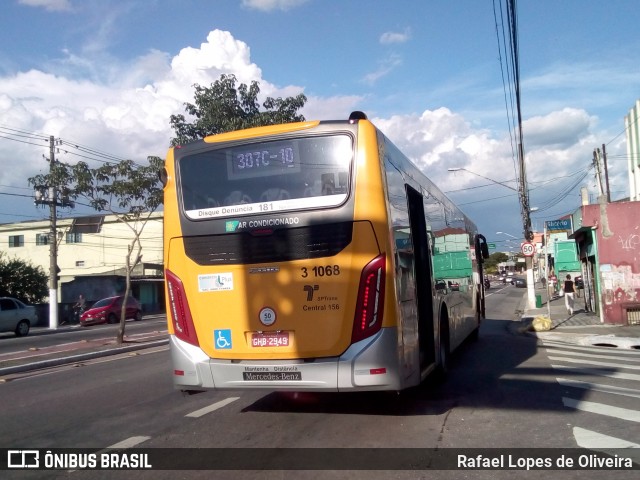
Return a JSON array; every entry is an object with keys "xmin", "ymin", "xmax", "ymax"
[{"xmin": 518, "ymin": 283, "xmax": 640, "ymax": 349}]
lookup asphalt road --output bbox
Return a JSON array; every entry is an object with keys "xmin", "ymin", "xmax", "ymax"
[
  {"xmin": 0, "ymin": 315, "xmax": 167, "ymax": 353},
  {"xmin": 1, "ymin": 285, "xmax": 638, "ymax": 479}
]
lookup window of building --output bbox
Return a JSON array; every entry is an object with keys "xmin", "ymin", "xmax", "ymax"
[
  {"xmin": 9, "ymin": 235, "xmax": 24, "ymax": 247},
  {"xmin": 66, "ymin": 232, "xmax": 82, "ymax": 244},
  {"xmin": 36, "ymin": 233, "xmax": 49, "ymax": 246},
  {"xmin": 75, "ymin": 260, "xmax": 85, "ymax": 267}
]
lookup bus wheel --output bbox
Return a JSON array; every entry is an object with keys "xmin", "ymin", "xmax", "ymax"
[
  {"xmin": 470, "ymin": 307, "xmax": 481, "ymax": 341},
  {"xmin": 435, "ymin": 317, "xmax": 450, "ymax": 380}
]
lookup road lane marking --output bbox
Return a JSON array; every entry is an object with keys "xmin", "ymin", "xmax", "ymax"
[
  {"xmin": 551, "ymin": 364, "xmax": 640, "ymax": 382},
  {"xmin": 542, "ymin": 341, "xmax": 640, "ymax": 356},
  {"xmin": 572, "ymin": 428, "xmax": 640, "ymax": 469},
  {"xmin": 557, "ymin": 377, "xmax": 640, "ymax": 399},
  {"xmin": 547, "ymin": 349, "xmax": 640, "ymax": 363},
  {"xmin": 549, "ymin": 355, "xmax": 640, "ymax": 370},
  {"xmin": 563, "ymin": 397, "xmax": 640, "ymax": 423},
  {"xmin": 107, "ymin": 436, "xmax": 151, "ymax": 449},
  {"xmin": 573, "ymin": 427, "xmax": 640, "ymax": 449},
  {"xmin": 186, "ymin": 397, "xmax": 240, "ymax": 418}
]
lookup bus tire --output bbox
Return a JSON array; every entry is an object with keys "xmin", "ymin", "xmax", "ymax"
[
  {"xmin": 435, "ymin": 316, "xmax": 450, "ymax": 381},
  {"xmin": 470, "ymin": 307, "xmax": 481, "ymax": 341}
]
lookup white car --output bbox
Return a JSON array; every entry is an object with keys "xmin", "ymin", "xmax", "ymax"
[{"xmin": 0, "ymin": 297, "xmax": 38, "ymax": 337}]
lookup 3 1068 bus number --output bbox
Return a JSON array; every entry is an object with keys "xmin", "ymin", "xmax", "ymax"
[{"xmin": 301, "ymin": 265, "xmax": 341, "ymax": 278}]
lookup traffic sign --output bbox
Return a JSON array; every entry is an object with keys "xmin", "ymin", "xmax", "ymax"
[
  {"xmin": 487, "ymin": 243, "xmax": 496, "ymax": 250},
  {"xmin": 521, "ymin": 242, "xmax": 535, "ymax": 256}
]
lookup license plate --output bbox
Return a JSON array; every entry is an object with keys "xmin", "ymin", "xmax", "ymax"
[{"xmin": 251, "ymin": 332, "xmax": 289, "ymax": 347}]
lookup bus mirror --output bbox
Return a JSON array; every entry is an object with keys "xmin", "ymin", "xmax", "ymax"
[
  {"xmin": 159, "ymin": 167, "xmax": 169, "ymax": 187},
  {"xmin": 475, "ymin": 234, "xmax": 490, "ymax": 260}
]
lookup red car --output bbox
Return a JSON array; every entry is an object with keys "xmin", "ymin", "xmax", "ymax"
[{"xmin": 80, "ymin": 296, "xmax": 142, "ymax": 326}]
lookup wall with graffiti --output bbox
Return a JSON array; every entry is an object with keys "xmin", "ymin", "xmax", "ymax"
[{"xmin": 583, "ymin": 201, "xmax": 640, "ymax": 324}]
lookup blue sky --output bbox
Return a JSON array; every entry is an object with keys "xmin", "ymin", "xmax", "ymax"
[{"xmin": 1, "ymin": 0, "xmax": 639, "ymax": 248}]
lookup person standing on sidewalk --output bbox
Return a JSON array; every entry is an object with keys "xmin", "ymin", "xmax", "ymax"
[{"xmin": 563, "ymin": 275, "xmax": 575, "ymax": 315}]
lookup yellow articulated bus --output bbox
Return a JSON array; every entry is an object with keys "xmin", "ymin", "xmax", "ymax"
[{"xmin": 161, "ymin": 111, "xmax": 489, "ymax": 393}]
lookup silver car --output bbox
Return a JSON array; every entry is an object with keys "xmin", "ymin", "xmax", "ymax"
[{"xmin": 0, "ymin": 297, "xmax": 38, "ymax": 337}]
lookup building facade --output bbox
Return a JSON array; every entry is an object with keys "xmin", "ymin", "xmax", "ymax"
[{"xmin": 571, "ymin": 200, "xmax": 640, "ymax": 325}]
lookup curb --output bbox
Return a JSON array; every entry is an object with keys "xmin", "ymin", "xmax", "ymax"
[
  {"xmin": 0, "ymin": 338, "xmax": 169, "ymax": 377},
  {"xmin": 515, "ymin": 319, "xmax": 640, "ymax": 350}
]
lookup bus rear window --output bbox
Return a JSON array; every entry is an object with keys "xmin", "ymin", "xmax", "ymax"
[{"xmin": 179, "ymin": 135, "xmax": 353, "ymax": 220}]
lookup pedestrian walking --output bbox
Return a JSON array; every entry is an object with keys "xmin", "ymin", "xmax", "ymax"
[{"xmin": 563, "ymin": 275, "xmax": 575, "ymax": 315}]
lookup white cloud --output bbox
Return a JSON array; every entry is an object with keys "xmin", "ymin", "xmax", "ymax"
[
  {"xmin": 241, "ymin": 0, "xmax": 310, "ymax": 12},
  {"xmin": 362, "ymin": 54, "xmax": 403, "ymax": 85},
  {"xmin": 523, "ymin": 108, "xmax": 595, "ymax": 149},
  {"xmin": 18, "ymin": 0, "xmax": 72, "ymax": 11},
  {"xmin": 0, "ymin": 29, "xmax": 307, "ymax": 193},
  {"xmin": 380, "ymin": 28, "xmax": 411, "ymax": 45},
  {"xmin": 371, "ymin": 105, "xmax": 603, "ymax": 203},
  {"xmin": 302, "ymin": 95, "xmax": 365, "ymax": 121}
]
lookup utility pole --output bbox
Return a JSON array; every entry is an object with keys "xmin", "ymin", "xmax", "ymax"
[
  {"xmin": 34, "ymin": 136, "xmax": 74, "ymax": 329},
  {"xmin": 593, "ymin": 148, "xmax": 605, "ymax": 198},
  {"xmin": 48, "ymin": 136, "xmax": 59, "ymax": 329},
  {"xmin": 517, "ymin": 142, "xmax": 536, "ymax": 310},
  {"xmin": 602, "ymin": 143, "xmax": 611, "ymax": 203}
]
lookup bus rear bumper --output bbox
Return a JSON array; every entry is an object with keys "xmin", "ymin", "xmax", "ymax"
[{"xmin": 169, "ymin": 327, "xmax": 403, "ymax": 392}]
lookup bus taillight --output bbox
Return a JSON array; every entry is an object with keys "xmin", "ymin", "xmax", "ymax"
[
  {"xmin": 165, "ymin": 269, "xmax": 200, "ymax": 347},
  {"xmin": 352, "ymin": 254, "xmax": 386, "ymax": 343}
]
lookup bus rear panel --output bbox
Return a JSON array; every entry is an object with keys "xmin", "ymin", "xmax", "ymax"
[
  {"xmin": 164, "ymin": 119, "xmax": 403, "ymax": 392},
  {"xmin": 163, "ymin": 115, "xmax": 485, "ymax": 393}
]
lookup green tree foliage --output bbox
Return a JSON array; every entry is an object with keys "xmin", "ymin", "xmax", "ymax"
[
  {"xmin": 0, "ymin": 252, "xmax": 48, "ymax": 303},
  {"xmin": 29, "ymin": 156, "xmax": 163, "ymax": 343},
  {"xmin": 169, "ymin": 74, "xmax": 307, "ymax": 145},
  {"xmin": 484, "ymin": 252, "xmax": 510, "ymax": 274}
]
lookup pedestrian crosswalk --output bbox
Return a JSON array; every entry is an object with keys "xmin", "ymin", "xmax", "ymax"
[{"xmin": 539, "ymin": 340, "xmax": 640, "ymax": 458}]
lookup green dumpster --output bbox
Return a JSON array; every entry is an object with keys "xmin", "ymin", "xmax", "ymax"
[{"xmin": 535, "ymin": 294, "xmax": 542, "ymax": 308}]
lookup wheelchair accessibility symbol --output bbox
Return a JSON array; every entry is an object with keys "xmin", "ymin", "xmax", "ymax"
[{"xmin": 214, "ymin": 329, "xmax": 232, "ymax": 349}]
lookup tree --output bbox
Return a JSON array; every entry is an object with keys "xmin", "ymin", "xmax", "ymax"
[
  {"xmin": 169, "ymin": 74, "xmax": 307, "ymax": 145},
  {"xmin": 0, "ymin": 252, "xmax": 48, "ymax": 304},
  {"xmin": 29, "ymin": 156, "xmax": 163, "ymax": 343},
  {"xmin": 484, "ymin": 252, "xmax": 510, "ymax": 274}
]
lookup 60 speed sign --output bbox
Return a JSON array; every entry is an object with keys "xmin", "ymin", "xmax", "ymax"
[{"xmin": 521, "ymin": 242, "xmax": 535, "ymax": 256}]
